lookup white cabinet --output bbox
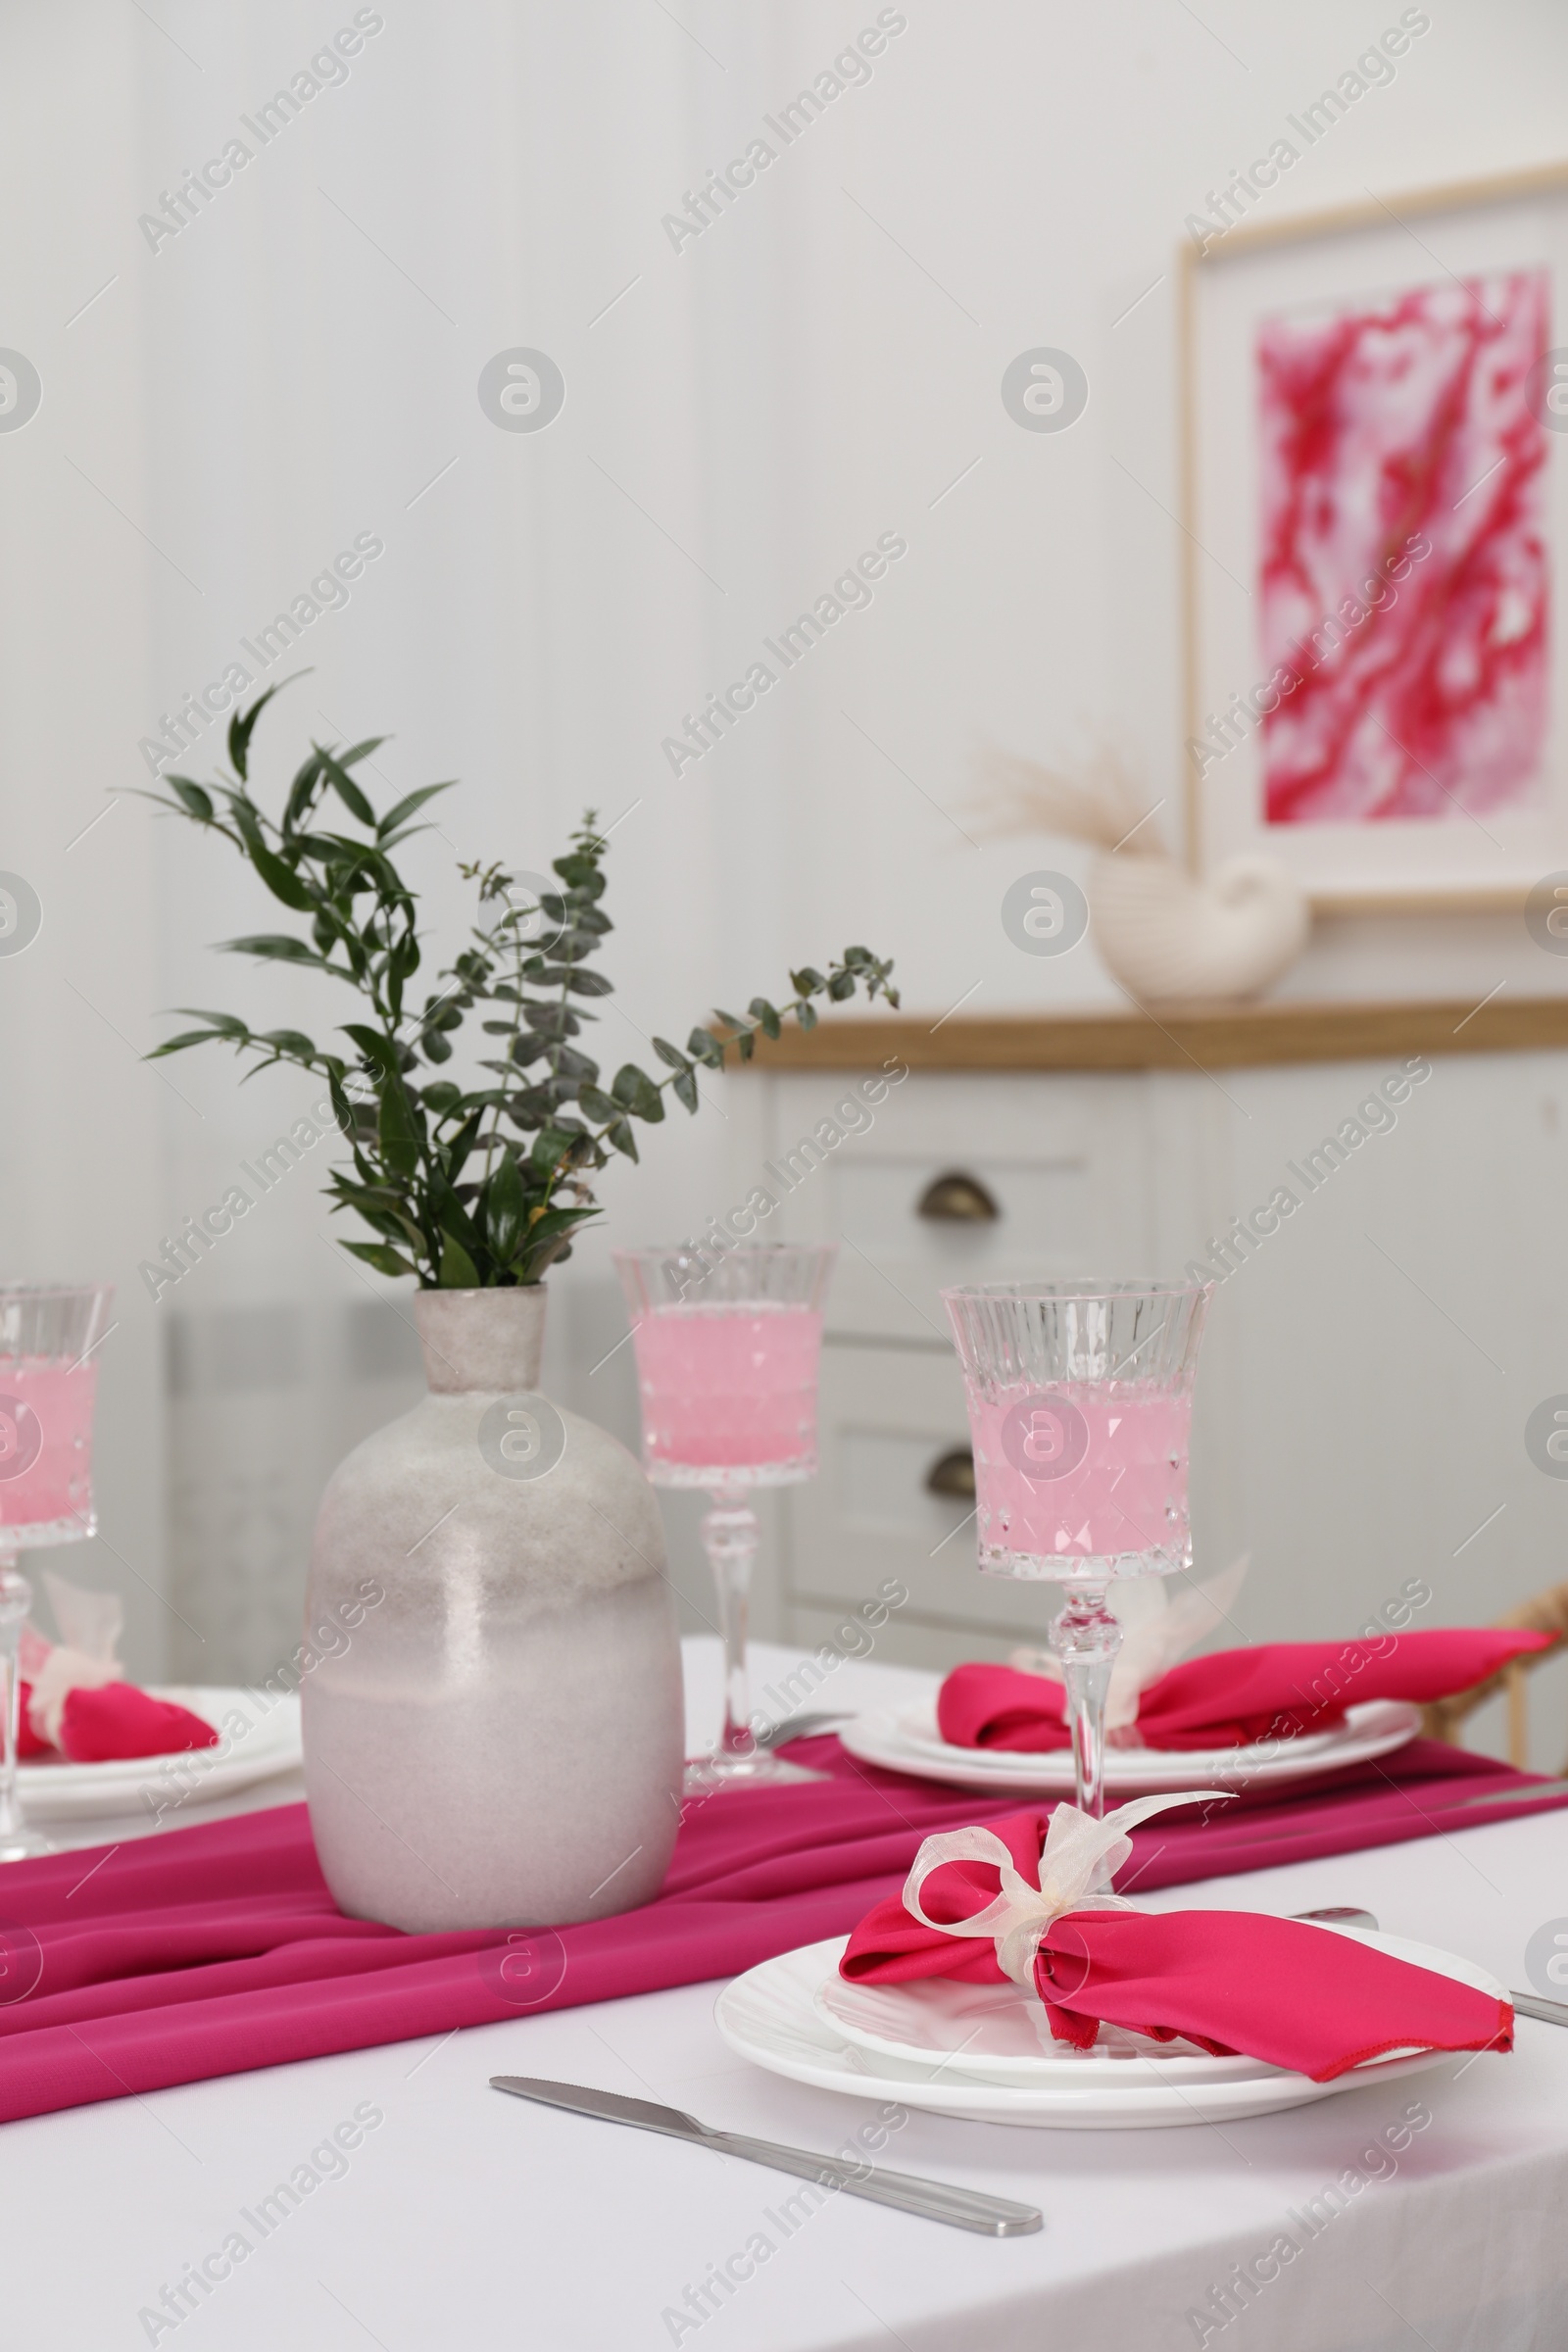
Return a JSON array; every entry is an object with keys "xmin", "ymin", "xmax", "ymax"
[
  {"xmin": 732, "ymin": 1049, "xmax": 1568, "ymax": 1774},
  {"xmin": 760, "ymin": 1070, "xmax": 1161, "ymax": 1341},
  {"xmin": 759, "ymin": 1066, "xmax": 1171, "ymax": 1658},
  {"xmin": 786, "ymin": 1341, "xmax": 1052, "ymax": 1652}
]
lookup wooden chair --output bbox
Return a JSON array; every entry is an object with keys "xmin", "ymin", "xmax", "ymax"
[{"xmin": 1420, "ymin": 1581, "xmax": 1568, "ymax": 1772}]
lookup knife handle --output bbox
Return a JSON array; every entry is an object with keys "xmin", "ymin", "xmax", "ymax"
[
  {"xmin": 1512, "ymin": 1989, "xmax": 1568, "ymax": 2029},
  {"xmin": 707, "ymin": 2130, "xmax": 1042, "ymax": 2237}
]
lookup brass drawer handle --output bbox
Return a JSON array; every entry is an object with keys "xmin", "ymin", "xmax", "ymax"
[
  {"xmin": 917, "ymin": 1170, "xmax": 999, "ymax": 1223},
  {"xmin": 925, "ymin": 1446, "xmax": 976, "ymax": 1500}
]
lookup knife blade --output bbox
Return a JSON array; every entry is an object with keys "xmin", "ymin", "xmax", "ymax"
[
  {"xmin": 1451, "ymin": 1783, "xmax": 1568, "ymax": 1812},
  {"xmin": 489, "ymin": 2075, "xmax": 1043, "ymax": 2236},
  {"xmin": 1510, "ymin": 1990, "xmax": 1568, "ymax": 2029}
]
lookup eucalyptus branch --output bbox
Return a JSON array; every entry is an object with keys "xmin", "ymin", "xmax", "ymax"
[{"xmin": 143, "ymin": 683, "xmax": 899, "ymax": 1288}]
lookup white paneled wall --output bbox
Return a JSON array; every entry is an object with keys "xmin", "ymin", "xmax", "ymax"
[{"xmin": 4, "ymin": 0, "xmax": 1568, "ymax": 1703}]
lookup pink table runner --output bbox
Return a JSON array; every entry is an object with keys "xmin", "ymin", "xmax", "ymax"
[{"xmin": 0, "ymin": 1736, "xmax": 1562, "ymax": 2126}]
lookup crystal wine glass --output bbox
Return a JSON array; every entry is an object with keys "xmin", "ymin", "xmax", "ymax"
[
  {"xmin": 942, "ymin": 1279, "xmax": 1211, "ymax": 1818},
  {"xmin": 0, "ymin": 1282, "xmax": 115, "ymax": 1860},
  {"xmin": 614, "ymin": 1243, "xmax": 835, "ymax": 1789}
]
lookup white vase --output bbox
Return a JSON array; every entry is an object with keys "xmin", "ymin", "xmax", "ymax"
[
  {"xmin": 1088, "ymin": 850, "xmax": 1310, "ymax": 1004},
  {"xmin": 302, "ymin": 1286, "xmax": 683, "ymax": 1933}
]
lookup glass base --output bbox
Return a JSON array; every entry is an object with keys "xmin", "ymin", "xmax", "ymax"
[
  {"xmin": 0, "ymin": 1826, "xmax": 53, "ymax": 1862},
  {"xmin": 682, "ymin": 1752, "xmax": 823, "ymax": 1793}
]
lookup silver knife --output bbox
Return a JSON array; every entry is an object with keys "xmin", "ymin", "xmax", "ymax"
[{"xmin": 490, "ymin": 2075, "xmax": 1043, "ymax": 2236}]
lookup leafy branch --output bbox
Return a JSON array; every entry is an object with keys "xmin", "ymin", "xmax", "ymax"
[{"xmin": 142, "ymin": 684, "xmax": 900, "ymax": 1287}]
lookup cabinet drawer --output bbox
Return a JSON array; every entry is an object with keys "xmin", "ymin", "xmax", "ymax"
[
  {"xmin": 782, "ymin": 1341, "xmax": 1062, "ymax": 1647},
  {"xmin": 762, "ymin": 1072, "xmax": 1155, "ymax": 1343}
]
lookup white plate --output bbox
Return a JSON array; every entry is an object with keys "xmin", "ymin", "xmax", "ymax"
[
  {"xmin": 820, "ymin": 1971, "xmax": 1245, "ymax": 2084},
  {"xmin": 898, "ymin": 1703, "xmax": 1355, "ymax": 1772},
  {"xmin": 815, "ymin": 1919, "xmax": 1498, "ymax": 2085},
  {"xmin": 715, "ymin": 1929, "xmax": 1504, "ymax": 2130},
  {"xmin": 18, "ymin": 1687, "xmax": 302, "ymax": 1818},
  {"xmin": 836, "ymin": 1696, "xmax": 1422, "ymax": 1795}
]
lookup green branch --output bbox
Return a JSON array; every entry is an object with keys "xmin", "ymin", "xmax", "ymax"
[{"xmin": 142, "ymin": 681, "xmax": 900, "ymax": 1288}]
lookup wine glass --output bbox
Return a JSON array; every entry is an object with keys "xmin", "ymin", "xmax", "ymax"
[
  {"xmin": 941, "ymin": 1278, "xmax": 1211, "ymax": 1818},
  {"xmin": 0, "ymin": 1282, "xmax": 115, "ymax": 1860},
  {"xmin": 614, "ymin": 1243, "xmax": 835, "ymax": 1789}
]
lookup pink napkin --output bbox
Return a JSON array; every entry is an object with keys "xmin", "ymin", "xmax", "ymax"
[
  {"xmin": 840, "ymin": 1803, "xmax": 1511, "ymax": 2082},
  {"xmin": 18, "ymin": 1577, "xmax": 219, "ymax": 1763},
  {"xmin": 19, "ymin": 1681, "xmax": 221, "ymax": 1764},
  {"xmin": 937, "ymin": 1627, "xmax": 1550, "ymax": 1752}
]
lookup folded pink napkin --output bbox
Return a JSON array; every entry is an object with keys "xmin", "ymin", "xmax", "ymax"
[
  {"xmin": 840, "ymin": 1799, "xmax": 1511, "ymax": 2082},
  {"xmin": 19, "ymin": 1679, "xmax": 220, "ymax": 1764},
  {"xmin": 937, "ymin": 1627, "xmax": 1550, "ymax": 1752}
]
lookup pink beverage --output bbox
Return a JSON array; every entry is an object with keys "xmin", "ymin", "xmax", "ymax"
[
  {"xmin": 0, "ymin": 1359, "xmax": 99, "ymax": 1541},
  {"xmin": 630, "ymin": 1301, "xmax": 824, "ymax": 1485},
  {"xmin": 969, "ymin": 1385, "xmax": 1192, "ymax": 1582}
]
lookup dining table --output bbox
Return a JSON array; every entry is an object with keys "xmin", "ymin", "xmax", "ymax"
[{"xmin": 5, "ymin": 1635, "xmax": 1567, "ymax": 2352}]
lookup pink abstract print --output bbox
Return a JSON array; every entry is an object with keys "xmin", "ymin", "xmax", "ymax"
[{"xmin": 1259, "ymin": 270, "xmax": 1549, "ymax": 825}]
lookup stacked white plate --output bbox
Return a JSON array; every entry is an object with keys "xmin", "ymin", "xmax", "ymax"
[
  {"xmin": 18, "ymin": 1687, "xmax": 303, "ymax": 1819},
  {"xmin": 714, "ymin": 1922, "xmax": 1504, "ymax": 2130},
  {"xmin": 837, "ymin": 1695, "xmax": 1422, "ymax": 1796}
]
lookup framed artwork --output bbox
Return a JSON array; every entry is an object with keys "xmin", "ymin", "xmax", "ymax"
[{"xmin": 1182, "ymin": 164, "xmax": 1568, "ymax": 909}]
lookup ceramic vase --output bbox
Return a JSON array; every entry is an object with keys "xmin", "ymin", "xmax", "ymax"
[
  {"xmin": 1089, "ymin": 850, "xmax": 1310, "ymax": 1003},
  {"xmin": 302, "ymin": 1286, "xmax": 683, "ymax": 1933}
]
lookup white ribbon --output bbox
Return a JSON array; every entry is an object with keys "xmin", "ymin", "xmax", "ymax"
[{"xmin": 902, "ymin": 1790, "xmax": 1234, "ymax": 1988}]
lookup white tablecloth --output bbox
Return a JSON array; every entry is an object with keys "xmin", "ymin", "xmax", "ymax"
[{"xmin": 5, "ymin": 1640, "xmax": 1567, "ymax": 2352}]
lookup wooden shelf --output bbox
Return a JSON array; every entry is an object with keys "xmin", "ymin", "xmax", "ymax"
[{"xmin": 742, "ymin": 997, "xmax": 1568, "ymax": 1073}]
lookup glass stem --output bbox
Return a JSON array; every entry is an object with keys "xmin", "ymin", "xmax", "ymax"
[
  {"xmin": 703, "ymin": 1493, "xmax": 760, "ymax": 1769},
  {"xmin": 1053, "ymin": 1587, "xmax": 1121, "ymax": 1819},
  {"xmin": 0, "ymin": 1560, "xmax": 30, "ymax": 1849}
]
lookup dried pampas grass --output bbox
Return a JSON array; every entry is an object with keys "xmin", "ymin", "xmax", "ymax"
[{"xmin": 973, "ymin": 744, "xmax": 1165, "ymax": 858}]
